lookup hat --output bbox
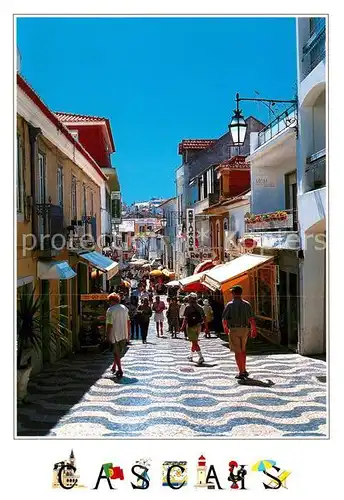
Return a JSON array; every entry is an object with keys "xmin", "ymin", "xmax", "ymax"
[
  {"xmin": 231, "ymin": 285, "xmax": 243, "ymax": 294},
  {"xmin": 189, "ymin": 292, "xmax": 198, "ymax": 299}
]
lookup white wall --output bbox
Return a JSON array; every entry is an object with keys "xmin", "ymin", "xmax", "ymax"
[
  {"xmin": 299, "ymin": 235, "xmax": 326, "ymax": 354},
  {"xmin": 228, "ymin": 201, "xmax": 250, "ymax": 238},
  {"xmin": 251, "ymin": 157, "xmax": 296, "ymax": 214}
]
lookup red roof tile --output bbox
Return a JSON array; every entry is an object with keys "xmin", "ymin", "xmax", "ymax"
[
  {"xmin": 178, "ymin": 139, "xmax": 217, "ymax": 155},
  {"xmin": 17, "ymin": 75, "xmax": 107, "ymax": 181},
  {"xmin": 216, "ymin": 155, "xmax": 249, "ymax": 170},
  {"xmin": 55, "ymin": 112, "xmax": 107, "ymax": 123},
  {"xmin": 54, "ymin": 112, "xmax": 116, "ymax": 152}
]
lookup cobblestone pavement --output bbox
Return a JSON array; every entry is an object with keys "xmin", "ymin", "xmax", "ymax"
[{"xmin": 17, "ymin": 318, "xmax": 327, "ymax": 438}]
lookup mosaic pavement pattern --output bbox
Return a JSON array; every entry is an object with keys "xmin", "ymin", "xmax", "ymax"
[{"xmin": 17, "ymin": 319, "xmax": 327, "ymax": 438}]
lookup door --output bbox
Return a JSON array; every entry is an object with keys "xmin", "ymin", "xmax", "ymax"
[
  {"xmin": 288, "ymin": 273, "xmax": 299, "ymax": 347},
  {"xmin": 285, "ymin": 171, "xmax": 297, "ymax": 230},
  {"xmin": 279, "ymin": 270, "xmax": 288, "ymax": 345}
]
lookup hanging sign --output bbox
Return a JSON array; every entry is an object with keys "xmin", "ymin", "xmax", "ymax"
[
  {"xmin": 111, "ymin": 191, "xmax": 122, "ymax": 224},
  {"xmin": 186, "ymin": 208, "xmax": 195, "ymax": 253}
]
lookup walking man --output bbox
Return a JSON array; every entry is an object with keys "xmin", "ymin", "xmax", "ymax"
[
  {"xmin": 106, "ymin": 293, "xmax": 131, "ymax": 379},
  {"xmin": 222, "ymin": 285, "xmax": 257, "ymax": 380},
  {"xmin": 182, "ymin": 292, "xmax": 205, "ymax": 365}
]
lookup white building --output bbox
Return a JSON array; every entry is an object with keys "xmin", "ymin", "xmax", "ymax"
[
  {"xmin": 296, "ymin": 16, "xmax": 326, "ymax": 355},
  {"xmin": 244, "ymin": 105, "xmax": 300, "ymax": 348}
]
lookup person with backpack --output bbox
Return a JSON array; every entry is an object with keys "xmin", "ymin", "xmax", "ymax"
[{"xmin": 181, "ymin": 292, "xmax": 205, "ymax": 364}]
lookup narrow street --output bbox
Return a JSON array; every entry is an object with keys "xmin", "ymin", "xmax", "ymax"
[{"xmin": 18, "ymin": 314, "xmax": 326, "ymax": 438}]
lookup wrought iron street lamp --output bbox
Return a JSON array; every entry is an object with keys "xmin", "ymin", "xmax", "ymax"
[{"xmin": 229, "ymin": 92, "xmax": 297, "ymax": 147}]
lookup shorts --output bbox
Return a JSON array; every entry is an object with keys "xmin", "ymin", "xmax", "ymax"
[
  {"xmin": 229, "ymin": 327, "xmax": 249, "ymax": 353},
  {"xmin": 154, "ymin": 312, "xmax": 164, "ymax": 323},
  {"xmin": 111, "ymin": 339, "xmax": 127, "ymax": 358},
  {"xmin": 186, "ymin": 324, "xmax": 201, "ymax": 342}
]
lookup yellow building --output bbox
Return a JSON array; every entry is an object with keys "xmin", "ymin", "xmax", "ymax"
[{"xmin": 17, "ymin": 74, "xmax": 118, "ymax": 373}]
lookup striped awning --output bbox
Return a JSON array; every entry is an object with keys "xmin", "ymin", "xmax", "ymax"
[{"xmin": 79, "ymin": 251, "xmax": 119, "ymax": 280}]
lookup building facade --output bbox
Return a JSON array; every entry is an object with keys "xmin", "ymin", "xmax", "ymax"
[
  {"xmin": 296, "ymin": 16, "xmax": 326, "ymax": 355},
  {"xmin": 17, "ymin": 74, "xmax": 119, "ymax": 373}
]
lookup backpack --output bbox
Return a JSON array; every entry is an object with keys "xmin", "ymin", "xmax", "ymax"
[{"xmin": 186, "ymin": 305, "xmax": 203, "ymax": 327}]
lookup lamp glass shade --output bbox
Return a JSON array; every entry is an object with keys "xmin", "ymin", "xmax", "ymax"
[{"xmin": 229, "ymin": 112, "xmax": 247, "ymax": 146}]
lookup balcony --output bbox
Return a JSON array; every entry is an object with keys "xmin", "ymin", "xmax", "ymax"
[
  {"xmin": 35, "ymin": 203, "xmax": 65, "ymax": 256},
  {"xmin": 67, "ymin": 216, "xmax": 97, "ymax": 252},
  {"xmin": 244, "ymin": 209, "xmax": 300, "ymax": 250},
  {"xmin": 302, "ymin": 18, "xmax": 326, "ymax": 80},
  {"xmin": 245, "ymin": 208, "xmax": 297, "ymax": 233},
  {"xmin": 208, "ymin": 191, "xmax": 220, "ymax": 206},
  {"xmin": 258, "ymin": 104, "xmax": 297, "ymax": 148},
  {"xmin": 304, "ymin": 149, "xmax": 326, "ymax": 192}
]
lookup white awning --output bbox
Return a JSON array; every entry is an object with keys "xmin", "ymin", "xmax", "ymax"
[{"xmin": 202, "ymin": 254, "xmax": 274, "ymax": 291}]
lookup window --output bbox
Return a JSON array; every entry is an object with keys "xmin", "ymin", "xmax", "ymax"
[
  {"xmin": 17, "ymin": 134, "xmax": 24, "ymax": 213},
  {"xmin": 57, "ymin": 166, "xmax": 63, "ymax": 207},
  {"xmin": 71, "ymin": 175, "xmax": 77, "ymax": 220},
  {"xmin": 70, "ymin": 130, "xmax": 79, "ymax": 141},
  {"xmin": 82, "ymin": 183, "xmax": 87, "ymax": 216},
  {"xmin": 38, "ymin": 151, "xmax": 46, "ymax": 204},
  {"xmin": 203, "ymin": 172, "xmax": 208, "ymax": 198}
]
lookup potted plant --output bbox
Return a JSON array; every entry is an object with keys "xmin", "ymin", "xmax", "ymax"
[{"xmin": 17, "ymin": 285, "xmax": 71, "ymax": 403}]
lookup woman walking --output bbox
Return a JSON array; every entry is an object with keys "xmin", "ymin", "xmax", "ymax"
[
  {"xmin": 152, "ymin": 295, "xmax": 165, "ymax": 337},
  {"xmin": 128, "ymin": 296, "xmax": 140, "ymax": 340},
  {"xmin": 137, "ymin": 298, "xmax": 152, "ymax": 344},
  {"xmin": 203, "ymin": 299, "xmax": 214, "ymax": 338},
  {"xmin": 167, "ymin": 297, "xmax": 180, "ymax": 338}
]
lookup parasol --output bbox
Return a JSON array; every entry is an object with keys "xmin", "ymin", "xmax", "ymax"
[
  {"xmin": 150, "ymin": 269, "xmax": 163, "ymax": 277},
  {"xmin": 251, "ymin": 460, "xmax": 277, "ymax": 472},
  {"xmin": 166, "ymin": 280, "xmax": 180, "ymax": 287}
]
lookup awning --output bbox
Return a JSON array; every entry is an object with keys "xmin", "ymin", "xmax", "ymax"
[
  {"xmin": 179, "ymin": 271, "xmax": 209, "ymax": 293},
  {"xmin": 79, "ymin": 251, "xmax": 119, "ymax": 280},
  {"xmin": 193, "ymin": 259, "xmax": 215, "ymax": 274},
  {"xmin": 166, "ymin": 280, "xmax": 180, "ymax": 287},
  {"xmin": 37, "ymin": 260, "xmax": 76, "ymax": 280},
  {"xmin": 202, "ymin": 254, "xmax": 274, "ymax": 292}
]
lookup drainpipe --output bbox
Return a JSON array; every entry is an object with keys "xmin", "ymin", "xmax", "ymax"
[{"xmin": 28, "ymin": 124, "xmax": 42, "ymax": 239}]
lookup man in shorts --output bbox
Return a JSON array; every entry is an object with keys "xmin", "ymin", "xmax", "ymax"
[
  {"xmin": 182, "ymin": 292, "xmax": 205, "ymax": 365},
  {"xmin": 222, "ymin": 285, "xmax": 257, "ymax": 380},
  {"xmin": 106, "ymin": 293, "xmax": 130, "ymax": 379}
]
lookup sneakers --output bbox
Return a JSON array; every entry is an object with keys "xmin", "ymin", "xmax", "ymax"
[
  {"xmin": 235, "ymin": 372, "xmax": 249, "ymax": 380},
  {"xmin": 187, "ymin": 355, "xmax": 193, "ymax": 362},
  {"xmin": 115, "ymin": 370, "xmax": 123, "ymax": 379},
  {"xmin": 197, "ymin": 356, "xmax": 205, "ymax": 365}
]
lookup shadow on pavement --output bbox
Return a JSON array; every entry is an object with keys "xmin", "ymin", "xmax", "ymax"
[
  {"xmin": 17, "ymin": 352, "xmax": 115, "ymax": 437},
  {"xmin": 238, "ymin": 378, "xmax": 275, "ymax": 387},
  {"xmin": 217, "ymin": 334, "xmax": 293, "ymax": 356},
  {"xmin": 112, "ymin": 376, "xmax": 139, "ymax": 385}
]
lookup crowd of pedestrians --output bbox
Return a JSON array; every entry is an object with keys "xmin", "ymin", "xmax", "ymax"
[{"xmin": 106, "ymin": 275, "xmax": 257, "ymax": 381}]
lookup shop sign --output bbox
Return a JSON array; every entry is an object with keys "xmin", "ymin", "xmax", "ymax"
[
  {"xmin": 111, "ymin": 191, "xmax": 122, "ymax": 224},
  {"xmin": 189, "ymin": 249, "xmax": 214, "ymax": 260},
  {"xmin": 80, "ymin": 294, "xmax": 109, "ymax": 301},
  {"xmin": 186, "ymin": 208, "xmax": 195, "ymax": 253}
]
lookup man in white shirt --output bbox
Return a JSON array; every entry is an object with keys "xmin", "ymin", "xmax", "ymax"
[{"xmin": 106, "ymin": 293, "xmax": 130, "ymax": 379}]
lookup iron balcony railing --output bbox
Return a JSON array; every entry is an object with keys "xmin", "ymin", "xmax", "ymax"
[
  {"xmin": 67, "ymin": 216, "xmax": 97, "ymax": 250},
  {"xmin": 35, "ymin": 203, "xmax": 65, "ymax": 251},
  {"xmin": 304, "ymin": 149, "xmax": 326, "ymax": 192},
  {"xmin": 258, "ymin": 103, "xmax": 297, "ymax": 147},
  {"xmin": 302, "ymin": 18, "xmax": 326, "ymax": 79},
  {"xmin": 245, "ymin": 208, "xmax": 298, "ymax": 233}
]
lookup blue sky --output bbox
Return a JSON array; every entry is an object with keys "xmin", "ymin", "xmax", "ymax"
[{"xmin": 17, "ymin": 16, "xmax": 297, "ymax": 204}]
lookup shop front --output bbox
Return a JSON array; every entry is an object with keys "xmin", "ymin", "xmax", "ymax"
[{"xmin": 201, "ymin": 254, "xmax": 279, "ymax": 344}]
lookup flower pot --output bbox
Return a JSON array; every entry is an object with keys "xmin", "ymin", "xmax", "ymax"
[{"xmin": 17, "ymin": 365, "xmax": 32, "ymax": 402}]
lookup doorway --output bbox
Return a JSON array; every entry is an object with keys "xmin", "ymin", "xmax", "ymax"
[{"xmin": 278, "ymin": 269, "xmax": 299, "ymax": 348}]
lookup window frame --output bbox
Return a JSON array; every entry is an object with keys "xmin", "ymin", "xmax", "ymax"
[
  {"xmin": 57, "ymin": 165, "xmax": 64, "ymax": 208},
  {"xmin": 71, "ymin": 175, "xmax": 77, "ymax": 220},
  {"xmin": 17, "ymin": 134, "xmax": 24, "ymax": 213}
]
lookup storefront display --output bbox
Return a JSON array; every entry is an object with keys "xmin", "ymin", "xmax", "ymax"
[{"xmin": 79, "ymin": 294, "xmax": 109, "ymax": 348}]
